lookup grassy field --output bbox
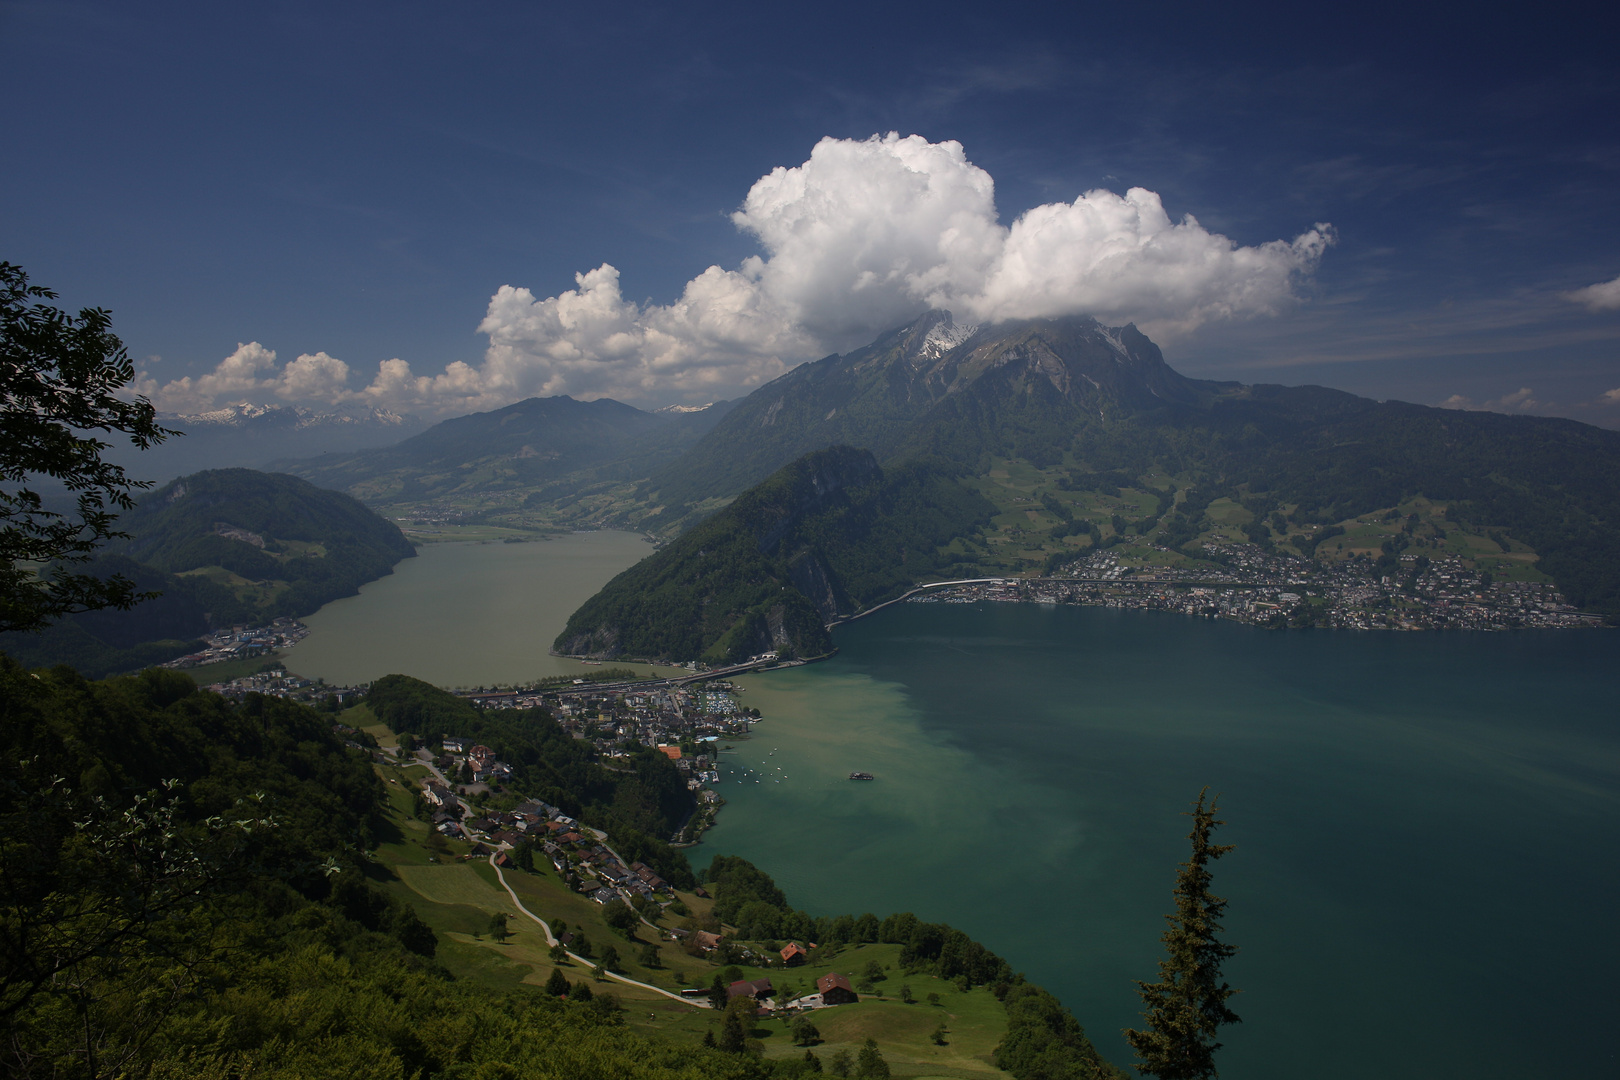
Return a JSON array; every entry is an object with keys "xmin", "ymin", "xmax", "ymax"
[
  {"xmin": 359, "ymin": 712, "xmax": 1018, "ymax": 1075},
  {"xmin": 365, "ymin": 723, "xmax": 715, "ymax": 1005},
  {"xmin": 955, "ymin": 455, "xmax": 1559, "ymax": 586},
  {"xmin": 622, "ymin": 940, "xmax": 1009, "ymax": 1078},
  {"xmin": 991, "ymin": 459, "xmax": 1560, "ymax": 586}
]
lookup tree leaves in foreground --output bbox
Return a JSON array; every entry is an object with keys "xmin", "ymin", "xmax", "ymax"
[
  {"xmin": 0, "ymin": 261, "xmax": 176, "ymax": 634},
  {"xmin": 1123, "ymin": 789, "xmax": 1240, "ymax": 1079}
]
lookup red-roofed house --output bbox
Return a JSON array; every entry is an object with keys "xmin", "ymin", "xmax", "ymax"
[{"xmin": 780, "ymin": 942, "xmax": 808, "ymax": 966}]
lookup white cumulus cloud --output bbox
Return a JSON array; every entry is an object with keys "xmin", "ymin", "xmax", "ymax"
[
  {"xmin": 142, "ymin": 133, "xmax": 1335, "ymax": 415},
  {"xmin": 1438, "ymin": 387, "xmax": 1544, "ymax": 414},
  {"xmin": 134, "ymin": 342, "xmax": 372, "ymax": 415},
  {"xmin": 1566, "ymin": 273, "xmax": 1620, "ymax": 312}
]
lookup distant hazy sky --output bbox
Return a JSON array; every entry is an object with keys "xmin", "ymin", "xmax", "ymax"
[{"xmin": 3, "ymin": 1, "xmax": 1617, "ymax": 422}]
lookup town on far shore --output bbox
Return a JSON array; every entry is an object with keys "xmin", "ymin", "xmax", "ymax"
[{"xmin": 914, "ymin": 542, "xmax": 1601, "ymax": 631}]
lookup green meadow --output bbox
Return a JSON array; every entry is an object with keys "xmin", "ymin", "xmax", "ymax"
[{"xmin": 362, "ymin": 715, "xmax": 1022, "ymax": 1076}]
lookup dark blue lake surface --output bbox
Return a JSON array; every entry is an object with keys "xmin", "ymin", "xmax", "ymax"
[{"xmin": 708, "ymin": 603, "xmax": 1620, "ymax": 1079}]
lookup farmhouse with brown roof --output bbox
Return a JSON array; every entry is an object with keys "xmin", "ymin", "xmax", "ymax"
[
  {"xmin": 727, "ymin": 977, "xmax": 774, "ymax": 1003},
  {"xmin": 816, "ymin": 972, "xmax": 858, "ymax": 1006}
]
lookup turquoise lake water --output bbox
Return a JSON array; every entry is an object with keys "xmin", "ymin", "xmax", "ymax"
[{"xmin": 704, "ymin": 602, "xmax": 1620, "ymax": 1079}]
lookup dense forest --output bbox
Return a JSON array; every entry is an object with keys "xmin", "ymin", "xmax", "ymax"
[
  {"xmin": 555, "ymin": 446, "xmax": 995, "ymax": 663},
  {"xmin": 0, "ymin": 468, "xmax": 414, "ymax": 675}
]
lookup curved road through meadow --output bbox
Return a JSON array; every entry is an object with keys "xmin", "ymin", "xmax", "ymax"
[{"xmin": 487, "ymin": 853, "xmax": 707, "ymax": 1008}]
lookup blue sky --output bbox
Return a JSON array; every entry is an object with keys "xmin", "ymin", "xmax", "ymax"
[{"xmin": 3, "ymin": 1, "xmax": 1617, "ymax": 422}]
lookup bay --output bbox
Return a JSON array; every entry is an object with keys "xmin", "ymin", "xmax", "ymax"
[
  {"xmin": 705, "ymin": 602, "xmax": 1620, "ymax": 1080},
  {"xmin": 280, "ymin": 535, "xmax": 1619, "ymax": 1077},
  {"xmin": 285, "ymin": 531, "xmax": 665, "ymax": 686}
]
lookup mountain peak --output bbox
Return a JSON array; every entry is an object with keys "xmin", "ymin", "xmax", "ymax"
[{"xmin": 921, "ymin": 312, "xmax": 979, "ymax": 357}]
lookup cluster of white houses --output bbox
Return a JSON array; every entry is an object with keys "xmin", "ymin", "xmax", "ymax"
[
  {"xmin": 439, "ymin": 738, "xmax": 515, "ymax": 783},
  {"xmin": 923, "ymin": 544, "xmax": 1601, "ymax": 631}
]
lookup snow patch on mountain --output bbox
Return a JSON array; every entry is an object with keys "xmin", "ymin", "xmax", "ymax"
[
  {"xmin": 923, "ymin": 318, "xmax": 978, "ymax": 354},
  {"xmin": 165, "ymin": 401, "xmax": 416, "ymax": 429}
]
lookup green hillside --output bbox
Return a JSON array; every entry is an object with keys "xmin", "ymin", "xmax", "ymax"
[
  {"xmin": 629, "ymin": 313, "xmax": 1620, "ymax": 615},
  {"xmin": 0, "ymin": 468, "xmax": 414, "ymax": 675},
  {"xmin": 365, "ymin": 673, "xmax": 696, "ymax": 881},
  {"xmin": 1, "ymin": 654, "xmax": 1129, "ymax": 1079},
  {"xmin": 279, "ymin": 394, "xmax": 736, "ymax": 531},
  {"xmin": 554, "ymin": 446, "xmax": 996, "ymax": 663},
  {"xmin": 0, "ymin": 659, "xmax": 758, "ymax": 1078}
]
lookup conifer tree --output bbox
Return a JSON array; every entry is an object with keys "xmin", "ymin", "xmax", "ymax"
[
  {"xmin": 855, "ymin": 1037, "xmax": 890, "ymax": 1078},
  {"xmin": 718, "ymin": 996, "xmax": 752, "ymax": 1052},
  {"xmin": 1124, "ymin": 788, "xmax": 1240, "ymax": 1079}
]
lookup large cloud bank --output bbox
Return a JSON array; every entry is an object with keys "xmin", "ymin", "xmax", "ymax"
[{"xmin": 141, "ymin": 134, "xmax": 1333, "ymax": 415}]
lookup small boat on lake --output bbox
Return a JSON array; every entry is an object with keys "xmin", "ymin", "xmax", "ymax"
[{"xmin": 849, "ymin": 771, "xmax": 875, "ymax": 781}]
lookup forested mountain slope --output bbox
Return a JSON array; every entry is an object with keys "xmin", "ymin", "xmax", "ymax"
[
  {"xmin": 630, "ymin": 313, "xmax": 1620, "ymax": 614},
  {"xmin": 556, "ymin": 446, "xmax": 996, "ymax": 663},
  {"xmin": 0, "ymin": 662, "xmax": 747, "ymax": 1077},
  {"xmin": 281, "ymin": 393, "xmax": 735, "ymax": 505},
  {"xmin": 0, "ymin": 468, "xmax": 413, "ymax": 675}
]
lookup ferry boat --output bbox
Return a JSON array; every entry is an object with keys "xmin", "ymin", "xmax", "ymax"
[{"xmin": 848, "ymin": 771, "xmax": 875, "ymax": 781}]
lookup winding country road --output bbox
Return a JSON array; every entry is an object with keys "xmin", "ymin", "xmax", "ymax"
[{"xmin": 487, "ymin": 853, "xmax": 707, "ymax": 1008}]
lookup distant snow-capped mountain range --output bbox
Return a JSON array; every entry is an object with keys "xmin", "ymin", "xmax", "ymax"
[
  {"xmin": 102, "ymin": 402, "xmax": 428, "ymax": 486},
  {"xmin": 162, "ymin": 401, "xmax": 418, "ymax": 429}
]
